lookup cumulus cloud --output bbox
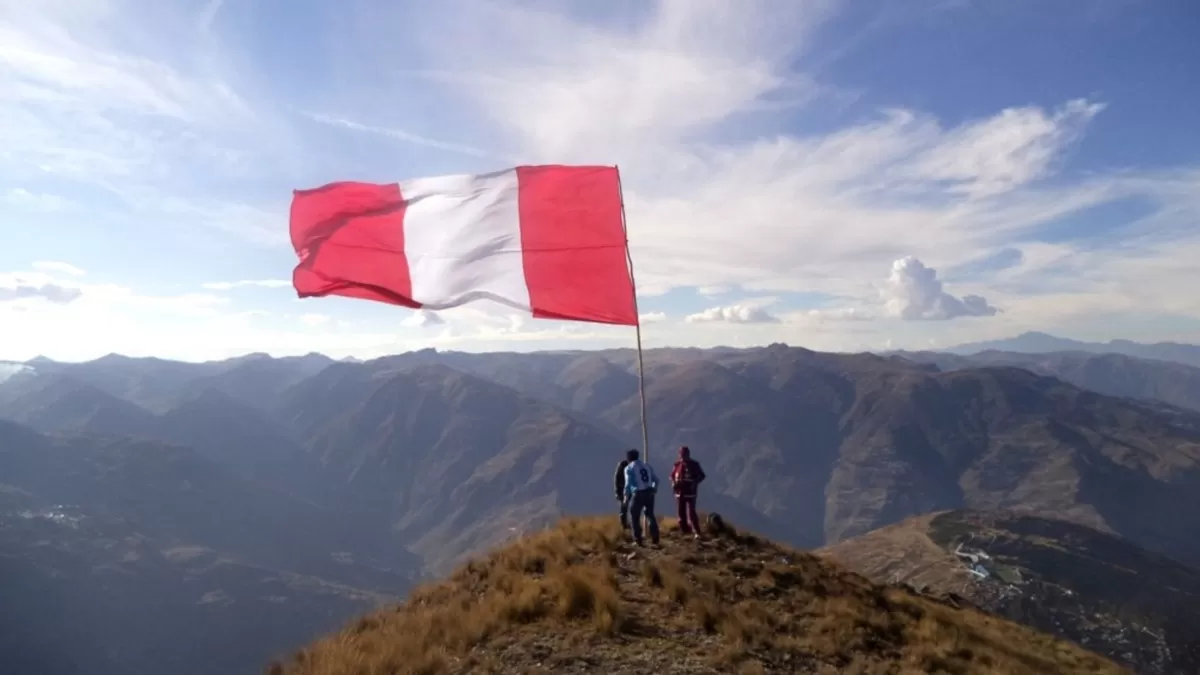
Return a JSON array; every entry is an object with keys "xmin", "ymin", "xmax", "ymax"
[
  {"xmin": 685, "ymin": 304, "xmax": 780, "ymax": 324},
  {"xmin": 0, "ymin": 281, "xmax": 82, "ymax": 304},
  {"xmin": 402, "ymin": 310, "xmax": 446, "ymax": 328},
  {"xmin": 639, "ymin": 311, "xmax": 668, "ymax": 324},
  {"xmin": 882, "ymin": 256, "xmax": 998, "ymax": 321}
]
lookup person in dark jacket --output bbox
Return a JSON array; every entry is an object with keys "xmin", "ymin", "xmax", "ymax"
[
  {"xmin": 614, "ymin": 454, "xmax": 631, "ymax": 529},
  {"xmin": 670, "ymin": 445, "xmax": 706, "ymax": 537}
]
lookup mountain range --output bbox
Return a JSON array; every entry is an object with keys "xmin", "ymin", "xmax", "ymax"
[
  {"xmin": 4, "ymin": 340, "xmax": 1200, "ymax": 672},
  {"xmin": 947, "ymin": 331, "xmax": 1200, "ymax": 368}
]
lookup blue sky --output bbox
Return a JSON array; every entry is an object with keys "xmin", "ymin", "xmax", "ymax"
[{"xmin": 1, "ymin": 0, "xmax": 1198, "ymax": 361}]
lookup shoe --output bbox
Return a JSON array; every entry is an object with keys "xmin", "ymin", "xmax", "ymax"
[{"xmin": 634, "ymin": 539, "xmax": 645, "ymax": 547}]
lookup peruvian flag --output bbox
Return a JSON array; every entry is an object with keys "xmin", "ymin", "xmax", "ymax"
[{"xmin": 289, "ymin": 165, "xmax": 638, "ymax": 326}]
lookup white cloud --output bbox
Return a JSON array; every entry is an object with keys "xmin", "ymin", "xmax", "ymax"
[
  {"xmin": 3, "ymin": 1, "xmax": 1199, "ymax": 359},
  {"xmin": 0, "ymin": 268, "xmax": 229, "ymax": 319},
  {"xmin": 375, "ymin": 1, "xmax": 1145, "ymax": 311},
  {"xmin": 202, "ymin": 279, "xmax": 291, "ymax": 291},
  {"xmin": 788, "ymin": 307, "xmax": 875, "ymax": 323},
  {"xmin": 0, "ymin": 279, "xmax": 82, "ymax": 304},
  {"xmin": 882, "ymin": 256, "xmax": 999, "ymax": 321},
  {"xmin": 416, "ymin": 0, "xmax": 837, "ymax": 160},
  {"xmin": 0, "ymin": 3, "xmax": 258, "ymax": 181},
  {"xmin": 0, "ymin": 0, "xmax": 291, "ymax": 249},
  {"xmin": 303, "ymin": 112, "xmax": 500, "ymax": 160},
  {"xmin": 3, "ymin": 188, "xmax": 71, "ymax": 211},
  {"xmin": 639, "ymin": 311, "xmax": 668, "ymax": 324},
  {"xmin": 402, "ymin": 310, "xmax": 446, "ymax": 327},
  {"xmin": 32, "ymin": 261, "xmax": 86, "ymax": 276},
  {"xmin": 300, "ymin": 313, "xmax": 332, "ymax": 327},
  {"xmin": 685, "ymin": 304, "xmax": 780, "ymax": 324},
  {"xmin": 907, "ymin": 99, "xmax": 1104, "ymax": 198}
]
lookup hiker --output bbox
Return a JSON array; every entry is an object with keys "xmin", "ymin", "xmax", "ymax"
[
  {"xmin": 613, "ymin": 453, "xmax": 631, "ymax": 530},
  {"xmin": 670, "ymin": 445, "xmax": 706, "ymax": 537},
  {"xmin": 622, "ymin": 449, "xmax": 660, "ymax": 546}
]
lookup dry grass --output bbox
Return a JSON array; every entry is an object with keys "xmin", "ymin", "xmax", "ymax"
[{"xmin": 267, "ymin": 516, "xmax": 1129, "ymax": 675}]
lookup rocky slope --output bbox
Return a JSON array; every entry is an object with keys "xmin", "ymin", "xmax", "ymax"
[{"xmin": 820, "ymin": 510, "xmax": 1200, "ymax": 675}]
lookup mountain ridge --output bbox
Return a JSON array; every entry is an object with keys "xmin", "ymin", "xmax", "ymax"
[
  {"xmin": 946, "ymin": 332, "xmax": 1200, "ymax": 368},
  {"xmin": 7, "ymin": 346, "xmax": 1200, "ymax": 567}
]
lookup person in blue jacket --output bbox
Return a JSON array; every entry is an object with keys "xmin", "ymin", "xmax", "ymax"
[{"xmin": 623, "ymin": 448, "xmax": 660, "ymax": 546}]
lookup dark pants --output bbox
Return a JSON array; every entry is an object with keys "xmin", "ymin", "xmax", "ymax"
[
  {"xmin": 676, "ymin": 494, "xmax": 700, "ymax": 533},
  {"xmin": 618, "ymin": 495, "xmax": 630, "ymax": 529},
  {"xmin": 629, "ymin": 489, "xmax": 660, "ymax": 544}
]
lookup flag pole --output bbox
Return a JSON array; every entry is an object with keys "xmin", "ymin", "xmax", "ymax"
[{"xmin": 615, "ymin": 166, "xmax": 651, "ymax": 467}]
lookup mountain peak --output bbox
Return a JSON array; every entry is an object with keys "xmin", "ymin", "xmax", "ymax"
[
  {"xmin": 270, "ymin": 516, "xmax": 1121, "ymax": 675},
  {"xmin": 92, "ymin": 353, "xmax": 134, "ymax": 363}
]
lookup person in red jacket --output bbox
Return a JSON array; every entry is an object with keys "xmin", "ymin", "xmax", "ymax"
[{"xmin": 670, "ymin": 445, "xmax": 706, "ymax": 537}]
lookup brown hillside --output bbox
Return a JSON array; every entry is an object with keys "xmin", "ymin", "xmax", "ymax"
[
  {"xmin": 268, "ymin": 516, "xmax": 1125, "ymax": 675},
  {"xmin": 819, "ymin": 510, "xmax": 1200, "ymax": 675}
]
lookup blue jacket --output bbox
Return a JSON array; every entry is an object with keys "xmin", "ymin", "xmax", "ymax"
[{"xmin": 624, "ymin": 459, "xmax": 659, "ymax": 497}]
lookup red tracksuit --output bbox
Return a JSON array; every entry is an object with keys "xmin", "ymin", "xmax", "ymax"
[{"xmin": 670, "ymin": 446, "xmax": 706, "ymax": 534}]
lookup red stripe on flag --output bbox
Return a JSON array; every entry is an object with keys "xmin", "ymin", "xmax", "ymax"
[
  {"xmin": 290, "ymin": 181, "xmax": 419, "ymax": 308},
  {"xmin": 516, "ymin": 165, "xmax": 637, "ymax": 326}
]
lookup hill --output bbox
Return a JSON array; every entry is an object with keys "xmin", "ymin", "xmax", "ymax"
[
  {"xmin": 269, "ymin": 516, "xmax": 1124, "ymax": 675},
  {"xmin": 0, "ymin": 420, "xmax": 417, "ymax": 675},
  {"xmin": 946, "ymin": 332, "xmax": 1200, "ymax": 369},
  {"xmin": 894, "ymin": 349, "xmax": 1200, "ymax": 414},
  {"xmin": 819, "ymin": 510, "xmax": 1200, "ymax": 675}
]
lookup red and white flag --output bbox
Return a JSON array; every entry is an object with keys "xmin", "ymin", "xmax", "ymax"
[{"xmin": 289, "ymin": 164, "xmax": 638, "ymax": 326}]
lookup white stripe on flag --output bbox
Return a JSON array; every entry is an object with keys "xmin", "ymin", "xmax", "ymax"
[{"xmin": 400, "ymin": 169, "xmax": 532, "ymax": 311}]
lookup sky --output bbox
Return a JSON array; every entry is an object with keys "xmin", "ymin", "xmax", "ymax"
[{"xmin": 1, "ymin": 0, "xmax": 1199, "ymax": 362}]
